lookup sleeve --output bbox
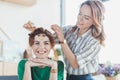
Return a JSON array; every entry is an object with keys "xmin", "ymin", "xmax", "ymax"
[
  {"xmin": 18, "ymin": 59, "xmax": 26, "ymax": 80},
  {"xmin": 76, "ymin": 39, "xmax": 101, "ymax": 68},
  {"xmin": 58, "ymin": 61, "xmax": 64, "ymax": 80}
]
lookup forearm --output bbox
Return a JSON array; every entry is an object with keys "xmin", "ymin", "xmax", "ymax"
[
  {"xmin": 61, "ymin": 43, "xmax": 79, "ymax": 69},
  {"xmin": 49, "ymin": 72, "xmax": 57, "ymax": 80},
  {"xmin": 23, "ymin": 64, "xmax": 32, "ymax": 80},
  {"xmin": 49, "ymin": 62, "xmax": 57, "ymax": 80}
]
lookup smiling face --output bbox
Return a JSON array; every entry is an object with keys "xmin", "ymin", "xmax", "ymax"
[
  {"xmin": 32, "ymin": 34, "xmax": 52, "ymax": 59},
  {"xmin": 76, "ymin": 4, "xmax": 93, "ymax": 31}
]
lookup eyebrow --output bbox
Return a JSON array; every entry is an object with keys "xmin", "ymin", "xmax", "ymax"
[
  {"xmin": 84, "ymin": 15, "xmax": 92, "ymax": 18},
  {"xmin": 79, "ymin": 12, "xmax": 92, "ymax": 18},
  {"xmin": 44, "ymin": 41, "xmax": 49, "ymax": 43},
  {"xmin": 34, "ymin": 40, "xmax": 49, "ymax": 43}
]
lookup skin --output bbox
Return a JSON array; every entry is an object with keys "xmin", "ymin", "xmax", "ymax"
[
  {"xmin": 76, "ymin": 4, "xmax": 93, "ymax": 36},
  {"xmin": 23, "ymin": 34, "xmax": 57, "ymax": 80},
  {"xmin": 32, "ymin": 34, "xmax": 52, "ymax": 59},
  {"xmin": 23, "ymin": 4, "xmax": 94, "ymax": 69},
  {"xmin": 51, "ymin": 4, "xmax": 94, "ymax": 68}
]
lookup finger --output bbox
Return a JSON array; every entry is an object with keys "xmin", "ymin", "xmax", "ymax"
[
  {"xmin": 28, "ymin": 57, "xmax": 34, "ymax": 61},
  {"xmin": 28, "ymin": 21, "xmax": 34, "ymax": 26},
  {"xmin": 51, "ymin": 24, "xmax": 58, "ymax": 30},
  {"xmin": 31, "ymin": 58, "xmax": 42, "ymax": 63},
  {"xmin": 23, "ymin": 24, "xmax": 30, "ymax": 29},
  {"xmin": 23, "ymin": 24, "xmax": 28, "ymax": 28}
]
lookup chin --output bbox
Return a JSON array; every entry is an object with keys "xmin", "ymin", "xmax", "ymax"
[{"xmin": 38, "ymin": 56, "xmax": 48, "ymax": 59}]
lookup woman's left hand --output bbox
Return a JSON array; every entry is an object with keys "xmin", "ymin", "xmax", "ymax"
[
  {"xmin": 31, "ymin": 58, "xmax": 57, "ymax": 68},
  {"xmin": 51, "ymin": 24, "xmax": 64, "ymax": 42}
]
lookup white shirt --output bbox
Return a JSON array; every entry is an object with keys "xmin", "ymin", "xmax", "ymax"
[{"xmin": 55, "ymin": 25, "xmax": 101, "ymax": 75}]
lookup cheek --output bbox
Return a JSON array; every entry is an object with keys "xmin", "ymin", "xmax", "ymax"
[
  {"xmin": 85, "ymin": 21, "xmax": 93, "ymax": 27},
  {"xmin": 32, "ymin": 46, "xmax": 37, "ymax": 52},
  {"xmin": 46, "ymin": 46, "xmax": 51, "ymax": 52}
]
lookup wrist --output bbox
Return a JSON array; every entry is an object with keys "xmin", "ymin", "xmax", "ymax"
[
  {"xmin": 50, "ymin": 68, "xmax": 57, "ymax": 73},
  {"xmin": 25, "ymin": 61, "xmax": 31, "ymax": 68},
  {"xmin": 51, "ymin": 61, "xmax": 57, "ymax": 73},
  {"xmin": 59, "ymin": 39, "xmax": 66, "ymax": 44},
  {"xmin": 51, "ymin": 61, "xmax": 57, "ymax": 69}
]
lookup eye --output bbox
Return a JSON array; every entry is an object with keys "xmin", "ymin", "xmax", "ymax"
[
  {"xmin": 44, "ymin": 41, "xmax": 50, "ymax": 45},
  {"xmin": 34, "ymin": 41, "xmax": 39, "ymax": 45},
  {"xmin": 84, "ymin": 16, "xmax": 89, "ymax": 20}
]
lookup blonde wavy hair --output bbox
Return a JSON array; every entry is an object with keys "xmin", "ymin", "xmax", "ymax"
[{"xmin": 81, "ymin": 0, "xmax": 106, "ymax": 46}]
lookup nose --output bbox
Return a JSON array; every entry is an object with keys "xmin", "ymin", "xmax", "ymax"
[
  {"xmin": 36, "ymin": 45, "xmax": 46, "ymax": 53},
  {"xmin": 40, "ymin": 44, "xmax": 45, "ymax": 49},
  {"xmin": 37, "ymin": 43, "xmax": 45, "ymax": 50}
]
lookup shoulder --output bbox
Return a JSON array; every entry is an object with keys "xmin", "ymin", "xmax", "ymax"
[
  {"xmin": 57, "ymin": 60, "xmax": 64, "ymax": 73},
  {"xmin": 57, "ymin": 60, "xmax": 64, "ymax": 69},
  {"xmin": 18, "ymin": 59, "xmax": 27, "ymax": 67},
  {"xmin": 83, "ymin": 29, "xmax": 100, "ymax": 45},
  {"xmin": 18, "ymin": 59, "xmax": 27, "ymax": 74},
  {"xmin": 89, "ymin": 36, "xmax": 100, "ymax": 44},
  {"xmin": 58, "ymin": 60, "xmax": 63, "ymax": 64}
]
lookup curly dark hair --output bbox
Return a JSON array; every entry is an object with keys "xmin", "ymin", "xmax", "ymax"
[{"xmin": 28, "ymin": 27, "xmax": 55, "ymax": 47}]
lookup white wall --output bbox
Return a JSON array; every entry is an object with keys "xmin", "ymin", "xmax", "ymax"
[
  {"xmin": 0, "ymin": 0, "xmax": 60, "ymax": 61},
  {"xmin": 65, "ymin": 0, "xmax": 85, "ymax": 25}
]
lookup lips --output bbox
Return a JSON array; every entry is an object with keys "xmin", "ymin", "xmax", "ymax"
[{"xmin": 36, "ymin": 50, "xmax": 47, "ymax": 54}]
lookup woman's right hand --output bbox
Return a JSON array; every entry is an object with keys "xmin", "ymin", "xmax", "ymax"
[
  {"xmin": 23, "ymin": 21, "xmax": 36, "ymax": 32},
  {"xmin": 25, "ymin": 58, "xmax": 57, "ymax": 68},
  {"xmin": 25, "ymin": 58, "xmax": 47, "ymax": 68},
  {"xmin": 51, "ymin": 24, "xmax": 64, "ymax": 42}
]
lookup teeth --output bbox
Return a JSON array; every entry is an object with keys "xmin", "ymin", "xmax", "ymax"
[
  {"xmin": 36, "ymin": 50, "xmax": 47, "ymax": 54},
  {"xmin": 39, "ymin": 52, "xmax": 44, "ymax": 54}
]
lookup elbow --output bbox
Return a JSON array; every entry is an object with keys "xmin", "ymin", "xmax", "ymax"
[
  {"xmin": 72, "ymin": 64, "xmax": 79, "ymax": 69},
  {"xmin": 71, "ymin": 60, "xmax": 79, "ymax": 69}
]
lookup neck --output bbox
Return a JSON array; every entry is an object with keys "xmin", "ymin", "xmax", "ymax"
[{"xmin": 78, "ymin": 28, "xmax": 88, "ymax": 36}]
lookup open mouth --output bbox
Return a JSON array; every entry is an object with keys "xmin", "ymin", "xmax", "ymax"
[{"xmin": 36, "ymin": 51, "xmax": 47, "ymax": 54}]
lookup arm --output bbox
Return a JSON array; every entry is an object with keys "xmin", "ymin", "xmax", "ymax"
[
  {"xmin": 50, "ymin": 61, "xmax": 64, "ymax": 80},
  {"xmin": 51, "ymin": 24, "xmax": 79, "ymax": 69},
  {"xmin": 18, "ymin": 60, "xmax": 26, "ymax": 80},
  {"xmin": 61, "ymin": 42, "xmax": 79, "ymax": 68},
  {"xmin": 23, "ymin": 61, "xmax": 32, "ymax": 80},
  {"xmin": 23, "ymin": 58, "xmax": 48, "ymax": 80},
  {"xmin": 49, "ymin": 61, "xmax": 58, "ymax": 80},
  {"xmin": 18, "ymin": 60, "xmax": 36, "ymax": 80},
  {"xmin": 57, "ymin": 61, "xmax": 64, "ymax": 80},
  {"xmin": 31, "ymin": 58, "xmax": 58, "ymax": 80},
  {"xmin": 76, "ymin": 40, "xmax": 101, "ymax": 68}
]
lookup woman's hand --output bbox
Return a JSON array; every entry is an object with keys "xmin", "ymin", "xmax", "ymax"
[
  {"xmin": 25, "ymin": 58, "xmax": 46, "ymax": 67},
  {"xmin": 26, "ymin": 58, "xmax": 57, "ymax": 68},
  {"xmin": 51, "ymin": 24, "xmax": 64, "ymax": 42},
  {"xmin": 23, "ymin": 21, "xmax": 36, "ymax": 32}
]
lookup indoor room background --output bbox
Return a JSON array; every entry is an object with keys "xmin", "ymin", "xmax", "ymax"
[{"xmin": 0, "ymin": 0, "xmax": 120, "ymax": 79}]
